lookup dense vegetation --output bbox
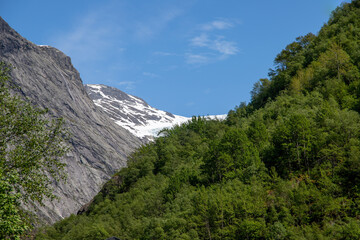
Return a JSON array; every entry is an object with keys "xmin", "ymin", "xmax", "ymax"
[
  {"xmin": 36, "ymin": 1, "xmax": 360, "ymax": 239},
  {"xmin": 0, "ymin": 62, "xmax": 68, "ymax": 239}
]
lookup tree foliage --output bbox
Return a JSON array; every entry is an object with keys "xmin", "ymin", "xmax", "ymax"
[{"xmin": 0, "ymin": 62, "xmax": 68, "ymax": 239}]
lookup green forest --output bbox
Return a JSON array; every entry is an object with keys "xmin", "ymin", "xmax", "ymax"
[{"xmin": 36, "ymin": 1, "xmax": 360, "ymax": 239}]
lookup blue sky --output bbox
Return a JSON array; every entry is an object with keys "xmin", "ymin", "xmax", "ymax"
[{"xmin": 0, "ymin": 0, "xmax": 350, "ymax": 117}]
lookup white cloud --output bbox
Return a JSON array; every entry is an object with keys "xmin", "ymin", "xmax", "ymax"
[
  {"xmin": 143, "ymin": 72, "xmax": 159, "ymax": 78},
  {"xmin": 185, "ymin": 54, "xmax": 210, "ymax": 65},
  {"xmin": 190, "ymin": 35, "xmax": 238, "ymax": 56},
  {"xmin": 186, "ymin": 18, "xmax": 240, "ymax": 65},
  {"xmin": 212, "ymin": 38, "xmax": 238, "ymax": 55},
  {"xmin": 51, "ymin": 2, "xmax": 184, "ymax": 63},
  {"xmin": 153, "ymin": 51, "xmax": 176, "ymax": 56},
  {"xmin": 190, "ymin": 33, "xmax": 209, "ymax": 47},
  {"xmin": 202, "ymin": 19, "xmax": 234, "ymax": 31},
  {"xmin": 117, "ymin": 81, "xmax": 135, "ymax": 90}
]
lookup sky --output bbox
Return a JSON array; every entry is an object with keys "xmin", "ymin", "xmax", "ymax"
[{"xmin": 0, "ymin": 0, "xmax": 350, "ymax": 117}]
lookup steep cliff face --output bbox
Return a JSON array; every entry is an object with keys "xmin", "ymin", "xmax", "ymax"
[{"xmin": 0, "ymin": 17, "xmax": 141, "ymax": 223}]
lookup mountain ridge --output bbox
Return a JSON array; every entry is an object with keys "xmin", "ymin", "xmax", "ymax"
[
  {"xmin": 0, "ymin": 16, "xmax": 141, "ymax": 223},
  {"xmin": 85, "ymin": 84, "xmax": 226, "ymax": 142}
]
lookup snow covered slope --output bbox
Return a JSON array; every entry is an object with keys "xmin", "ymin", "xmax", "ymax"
[{"xmin": 85, "ymin": 84, "xmax": 226, "ymax": 142}]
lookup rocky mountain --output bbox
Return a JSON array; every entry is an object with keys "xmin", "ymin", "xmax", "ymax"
[
  {"xmin": 85, "ymin": 84, "xmax": 227, "ymax": 142},
  {"xmin": 85, "ymin": 84, "xmax": 189, "ymax": 142},
  {"xmin": 0, "ymin": 17, "xmax": 141, "ymax": 223}
]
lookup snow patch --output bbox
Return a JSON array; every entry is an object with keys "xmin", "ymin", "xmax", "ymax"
[{"xmin": 85, "ymin": 84, "xmax": 226, "ymax": 141}]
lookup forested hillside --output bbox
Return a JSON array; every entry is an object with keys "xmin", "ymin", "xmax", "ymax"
[{"xmin": 36, "ymin": 1, "xmax": 360, "ymax": 239}]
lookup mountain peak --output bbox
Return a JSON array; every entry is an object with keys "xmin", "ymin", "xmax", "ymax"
[
  {"xmin": 0, "ymin": 17, "xmax": 33, "ymax": 54},
  {"xmin": 0, "ymin": 21, "xmax": 141, "ymax": 223},
  {"xmin": 0, "ymin": 16, "xmax": 12, "ymax": 32},
  {"xmin": 85, "ymin": 84, "xmax": 189, "ymax": 141},
  {"xmin": 85, "ymin": 84, "xmax": 227, "ymax": 142}
]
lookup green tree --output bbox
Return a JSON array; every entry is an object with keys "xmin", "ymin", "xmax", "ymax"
[
  {"xmin": 202, "ymin": 128, "xmax": 263, "ymax": 183},
  {"xmin": 0, "ymin": 62, "xmax": 68, "ymax": 239},
  {"xmin": 0, "ymin": 171, "xmax": 25, "ymax": 239},
  {"xmin": 270, "ymin": 113, "xmax": 315, "ymax": 177}
]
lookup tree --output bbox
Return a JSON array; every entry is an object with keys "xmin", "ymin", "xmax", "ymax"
[
  {"xmin": 0, "ymin": 62, "xmax": 68, "ymax": 239},
  {"xmin": 202, "ymin": 128, "xmax": 263, "ymax": 183},
  {"xmin": 0, "ymin": 171, "xmax": 25, "ymax": 239},
  {"xmin": 271, "ymin": 114, "xmax": 315, "ymax": 177}
]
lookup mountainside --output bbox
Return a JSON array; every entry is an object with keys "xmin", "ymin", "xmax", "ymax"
[
  {"xmin": 85, "ymin": 84, "xmax": 226, "ymax": 142},
  {"xmin": 0, "ymin": 17, "xmax": 141, "ymax": 223},
  {"xmin": 85, "ymin": 84, "xmax": 189, "ymax": 142},
  {"xmin": 36, "ymin": 1, "xmax": 360, "ymax": 239}
]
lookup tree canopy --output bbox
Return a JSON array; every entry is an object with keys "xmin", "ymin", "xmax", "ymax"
[{"xmin": 0, "ymin": 62, "xmax": 68, "ymax": 239}]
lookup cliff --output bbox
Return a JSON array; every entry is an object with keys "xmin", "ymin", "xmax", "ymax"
[{"xmin": 0, "ymin": 17, "xmax": 141, "ymax": 223}]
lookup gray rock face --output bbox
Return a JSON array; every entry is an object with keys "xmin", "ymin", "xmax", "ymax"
[{"xmin": 0, "ymin": 17, "xmax": 141, "ymax": 223}]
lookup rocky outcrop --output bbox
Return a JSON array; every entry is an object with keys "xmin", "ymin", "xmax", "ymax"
[
  {"xmin": 0, "ymin": 17, "xmax": 141, "ymax": 223},
  {"xmin": 85, "ymin": 84, "xmax": 190, "ymax": 142}
]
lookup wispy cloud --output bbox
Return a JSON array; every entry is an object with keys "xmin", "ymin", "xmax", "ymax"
[
  {"xmin": 187, "ymin": 18, "xmax": 240, "ymax": 65},
  {"xmin": 134, "ymin": 8, "xmax": 183, "ymax": 40},
  {"xmin": 117, "ymin": 81, "xmax": 136, "ymax": 90},
  {"xmin": 143, "ymin": 72, "xmax": 159, "ymax": 78},
  {"xmin": 190, "ymin": 33, "xmax": 209, "ymax": 47},
  {"xmin": 52, "ymin": 11, "xmax": 118, "ymax": 62},
  {"xmin": 153, "ymin": 51, "xmax": 177, "ymax": 56},
  {"xmin": 185, "ymin": 54, "xmax": 210, "ymax": 65},
  {"xmin": 190, "ymin": 34, "xmax": 238, "ymax": 56},
  {"xmin": 201, "ymin": 19, "xmax": 234, "ymax": 31},
  {"xmin": 51, "ymin": 2, "xmax": 184, "ymax": 64},
  {"xmin": 212, "ymin": 37, "xmax": 238, "ymax": 55}
]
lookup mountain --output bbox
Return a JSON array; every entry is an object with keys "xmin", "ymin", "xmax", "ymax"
[
  {"xmin": 85, "ymin": 84, "xmax": 189, "ymax": 142},
  {"xmin": 85, "ymin": 84, "xmax": 226, "ymax": 142},
  {"xmin": 0, "ymin": 17, "xmax": 141, "ymax": 223},
  {"xmin": 37, "ymin": 1, "xmax": 360, "ymax": 239}
]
